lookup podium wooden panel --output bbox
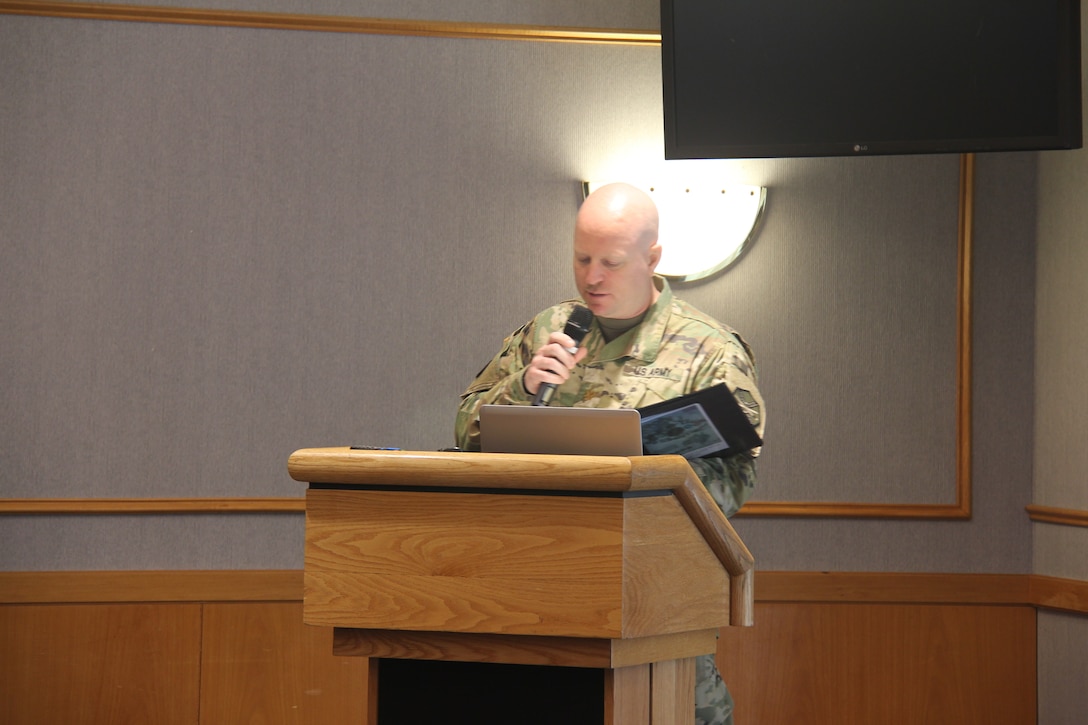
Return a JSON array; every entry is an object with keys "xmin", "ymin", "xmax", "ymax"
[{"xmin": 289, "ymin": 448, "xmax": 754, "ymax": 724}]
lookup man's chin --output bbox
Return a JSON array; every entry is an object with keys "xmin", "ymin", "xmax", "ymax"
[{"xmin": 582, "ymin": 297, "xmax": 610, "ymax": 315}]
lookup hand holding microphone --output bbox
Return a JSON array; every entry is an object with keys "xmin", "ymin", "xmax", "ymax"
[{"xmin": 529, "ymin": 305, "xmax": 594, "ymax": 406}]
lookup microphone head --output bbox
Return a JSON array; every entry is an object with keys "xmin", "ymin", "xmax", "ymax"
[{"xmin": 563, "ymin": 305, "xmax": 595, "ymax": 345}]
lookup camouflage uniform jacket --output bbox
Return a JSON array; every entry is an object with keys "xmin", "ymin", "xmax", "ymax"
[{"xmin": 455, "ymin": 276, "xmax": 764, "ymax": 516}]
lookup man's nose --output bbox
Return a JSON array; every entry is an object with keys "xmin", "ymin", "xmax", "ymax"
[{"xmin": 585, "ymin": 263, "xmax": 605, "ymax": 285}]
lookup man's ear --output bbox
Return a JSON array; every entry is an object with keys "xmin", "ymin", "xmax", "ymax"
[{"xmin": 648, "ymin": 242, "xmax": 662, "ymax": 271}]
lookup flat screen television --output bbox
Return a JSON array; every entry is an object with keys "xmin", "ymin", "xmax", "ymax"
[{"xmin": 661, "ymin": 0, "xmax": 1083, "ymax": 159}]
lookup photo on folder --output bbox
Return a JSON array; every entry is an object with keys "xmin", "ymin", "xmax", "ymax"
[
  {"xmin": 637, "ymin": 383, "xmax": 761, "ymax": 459},
  {"xmin": 641, "ymin": 402, "xmax": 729, "ymax": 459}
]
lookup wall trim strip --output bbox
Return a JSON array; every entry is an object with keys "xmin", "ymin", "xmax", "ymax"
[
  {"xmin": 754, "ymin": 571, "xmax": 1028, "ymax": 604},
  {"xmin": 0, "ymin": 497, "xmax": 972, "ymax": 518},
  {"xmin": 0, "ymin": 1, "xmax": 660, "ymax": 45},
  {"xmin": 735, "ymin": 501, "xmax": 970, "ymax": 519},
  {"xmin": 3, "ymin": 570, "xmax": 1084, "ymax": 615},
  {"xmin": 1031, "ymin": 574, "xmax": 1088, "ymax": 613},
  {"xmin": 1026, "ymin": 504, "xmax": 1088, "ymax": 528},
  {"xmin": 0, "ymin": 569, "xmax": 304, "ymax": 603}
]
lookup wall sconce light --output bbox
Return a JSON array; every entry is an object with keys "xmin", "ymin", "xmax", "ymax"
[{"xmin": 582, "ymin": 181, "xmax": 766, "ymax": 282}]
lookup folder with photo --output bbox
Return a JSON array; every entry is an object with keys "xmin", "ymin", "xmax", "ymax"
[{"xmin": 638, "ymin": 383, "xmax": 761, "ymax": 460}]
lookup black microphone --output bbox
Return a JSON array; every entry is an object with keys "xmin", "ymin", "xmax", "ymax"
[{"xmin": 532, "ymin": 305, "xmax": 595, "ymax": 406}]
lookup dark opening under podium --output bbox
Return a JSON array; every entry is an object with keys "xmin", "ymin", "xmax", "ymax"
[{"xmin": 288, "ymin": 447, "xmax": 754, "ymax": 725}]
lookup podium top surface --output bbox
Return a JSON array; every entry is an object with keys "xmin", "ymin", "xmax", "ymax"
[{"xmin": 288, "ymin": 447, "xmax": 693, "ymax": 493}]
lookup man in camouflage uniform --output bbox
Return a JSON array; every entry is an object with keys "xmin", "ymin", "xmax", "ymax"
[{"xmin": 455, "ymin": 182, "xmax": 764, "ymax": 725}]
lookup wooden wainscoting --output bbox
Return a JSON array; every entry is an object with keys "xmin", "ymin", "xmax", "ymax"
[
  {"xmin": 717, "ymin": 572, "xmax": 1040, "ymax": 724},
  {"xmin": 0, "ymin": 572, "xmax": 368, "ymax": 725},
  {"xmin": 0, "ymin": 602, "xmax": 203, "ymax": 724},
  {"xmin": 719, "ymin": 601, "xmax": 1036, "ymax": 724},
  {"xmin": 0, "ymin": 570, "xmax": 1063, "ymax": 725},
  {"xmin": 200, "ymin": 602, "xmax": 369, "ymax": 724}
]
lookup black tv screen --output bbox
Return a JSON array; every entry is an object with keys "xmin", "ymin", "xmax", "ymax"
[{"xmin": 661, "ymin": 0, "xmax": 1083, "ymax": 159}]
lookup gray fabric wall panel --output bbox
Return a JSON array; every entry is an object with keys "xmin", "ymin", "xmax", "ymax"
[
  {"xmin": 1038, "ymin": 612, "xmax": 1088, "ymax": 725},
  {"xmin": 0, "ymin": 514, "xmax": 304, "ymax": 570},
  {"xmin": 1035, "ymin": 106, "xmax": 1088, "ymax": 515},
  {"xmin": 742, "ymin": 151, "xmax": 1038, "ymax": 572},
  {"xmin": 1035, "ymin": 527, "xmax": 1088, "ymax": 582},
  {"xmin": 1032, "ymin": 6, "xmax": 1088, "ymax": 589},
  {"xmin": 677, "ymin": 154, "xmax": 961, "ymax": 505},
  {"xmin": 2, "ymin": 17, "xmax": 662, "ymax": 498},
  {"xmin": 1032, "ymin": 8, "xmax": 1088, "ymax": 720},
  {"xmin": 1, "ymin": 14, "xmax": 1037, "ymax": 573}
]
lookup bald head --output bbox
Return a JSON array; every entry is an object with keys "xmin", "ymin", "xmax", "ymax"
[
  {"xmin": 573, "ymin": 183, "xmax": 662, "ymax": 319},
  {"xmin": 575, "ymin": 182, "xmax": 660, "ymax": 254}
]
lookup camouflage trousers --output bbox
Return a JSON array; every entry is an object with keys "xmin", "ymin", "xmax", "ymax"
[{"xmin": 694, "ymin": 653, "xmax": 734, "ymax": 725}]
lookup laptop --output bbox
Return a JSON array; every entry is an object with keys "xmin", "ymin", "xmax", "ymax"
[{"xmin": 479, "ymin": 405, "xmax": 643, "ymax": 456}]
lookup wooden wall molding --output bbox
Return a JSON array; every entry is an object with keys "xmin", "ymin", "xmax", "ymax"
[
  {"xmin": 754, "ymin": 571, "xmax": 1029, "ymax": 605},
  {"xmin": 764, "ymin": 571, "xmax": 1088, "ymax": 615},
  {"xmin": 0, "ymin": 570, "xmax": 303, "ymax": 603},
  {"xmin": 4, "ymin": 569, "xmax": 1086, "ymax": 615},
  {"xmin": 1030, "ymin": 574, "xmax": 1088, "ymax": 614},
  {"xmin": 740, "ymin": 153, "xmax": 974, "ymax": 519},
  {"xmin": 736, "ymin": 500, "xmax": 969, "ymax": 519},
  {"xmin": 0, "ymin": 1, "xmax": 660, "ymax": 44},
  {"xmin": 0, "ymin": 495, "xmax": 970, "ymax": 517},
  {"xmin": 1026, "ymin": 504, "xmax": 1088, "ymax": 528}
]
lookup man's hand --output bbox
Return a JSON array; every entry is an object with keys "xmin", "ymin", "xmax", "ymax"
[{"xmin": 523, "ymin": 330, "xmax": 589, "ymax": 395}]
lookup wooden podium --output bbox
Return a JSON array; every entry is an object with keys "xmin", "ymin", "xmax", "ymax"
[{"xmin": 289, "ymin": 447, "xmax": 754, "ymax": 724}]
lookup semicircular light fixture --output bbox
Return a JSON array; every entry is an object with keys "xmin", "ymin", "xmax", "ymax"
[{"xmin": 582, "ymin": 181, "xmax": 766, "ymax": 282}]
